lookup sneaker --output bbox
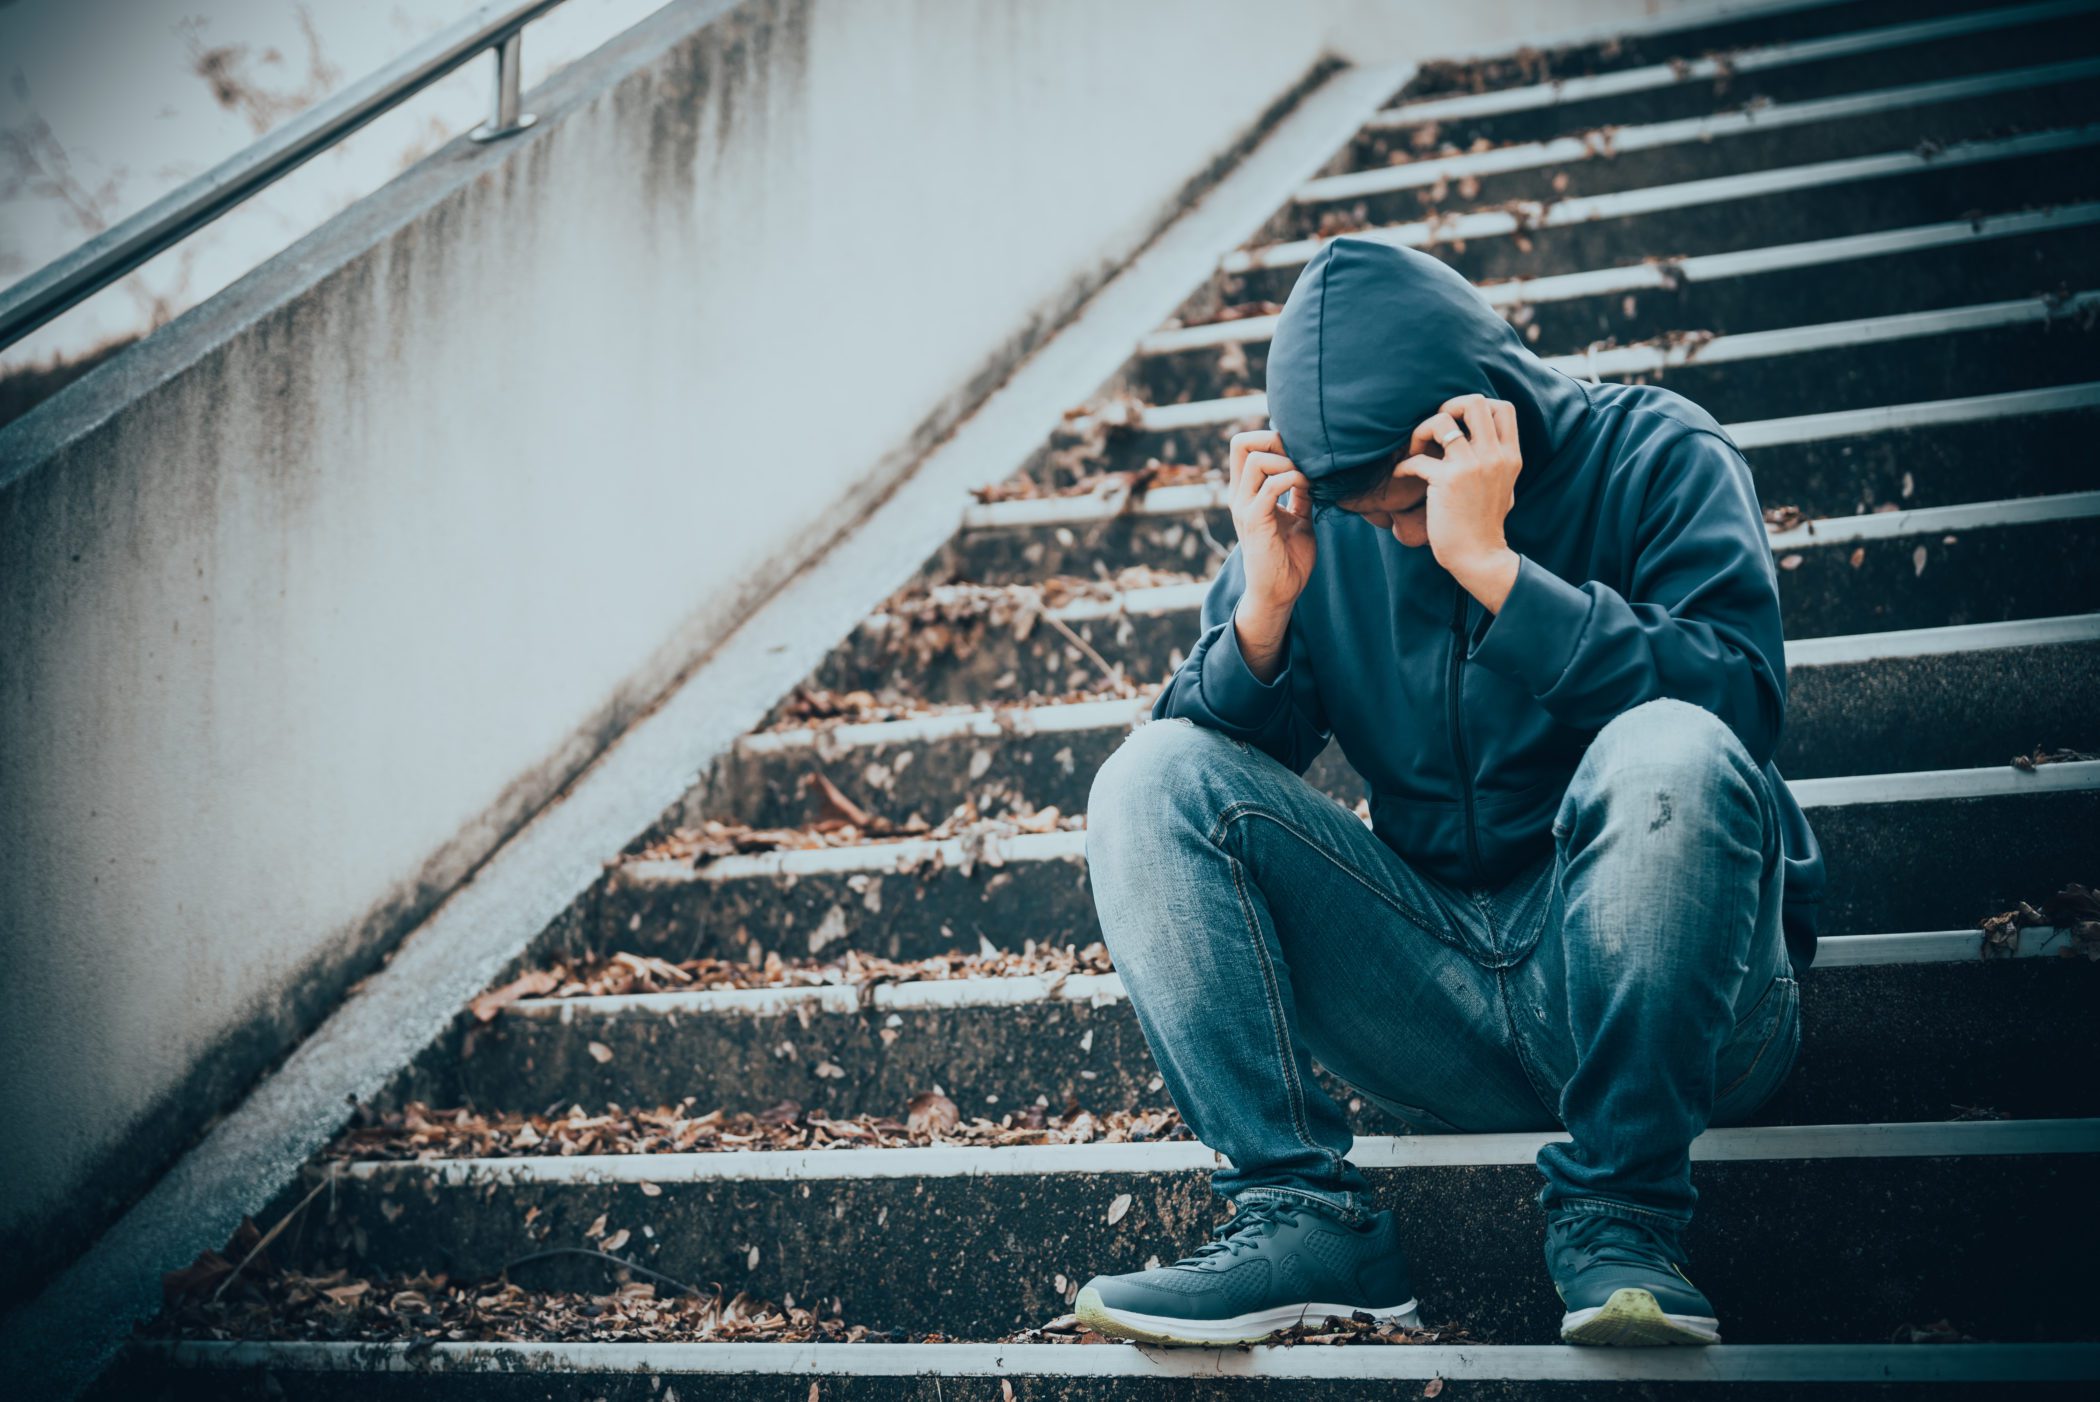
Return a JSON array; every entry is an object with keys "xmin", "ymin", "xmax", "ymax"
[
  {"xmin": 1073, "ymin": 1196, "xmax": 1419, "ymax": 1345},
  {"xmin": 1546, "ymin": 1212, "xmax": 1721, "ymax": 1346}
]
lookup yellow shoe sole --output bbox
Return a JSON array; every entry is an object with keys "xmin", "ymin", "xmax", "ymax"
[
  {"xmin": 1560, "ymin": 1287, "xmax": 1721, "ymax": 1346},
  {"xmin": 1075, "ymin": 1284, "xmax": 1420, "ymax": 1346}
]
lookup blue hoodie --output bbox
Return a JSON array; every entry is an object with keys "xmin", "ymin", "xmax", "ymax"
[{"xmin": 1152, "ymin": 237, "xmax": 1825, "ymax": 970}]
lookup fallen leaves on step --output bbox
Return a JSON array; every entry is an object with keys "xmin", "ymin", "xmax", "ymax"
[
  {"xmin": 2011, "ymin": 744, "xmax": 2097, "ymax": 770},
  {"xmin": 625, "ymin": 797, "xmax": 1083, "ymax": 864},
  {"xmin": 772, "ymin": 678, "xmax": 1151, "ymax": 734},
  {"xmin": 969, "ymin": 458, "xmax": 1218, "ymax": 507},
  {"xmin": 469, "ymin": 969, "xmax": 561, "ymax": 1023},
  {"xmin": 853, "ymin": 567, "xmax": 1194, "ymax": 681},
  {"xmin": 148, "ymin": 1267, "xmax": 916, "ymax": 1347},
  {"xmin": 324, "ymin": 1096, "xmax": 1189, "ymax": 1163},
  {"xmin": 482, "ymin": 936, "xmax": 1117, "ymax": 1005},
  {"xmin": 906, "ymin": 1090, "xmax": 960, "ymax": 1136},
  {"xmin": 1979, "ymin": 882, "xmax": 2100, "ymax": 959}
]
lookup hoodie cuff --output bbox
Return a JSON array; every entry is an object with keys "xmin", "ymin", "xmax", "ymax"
[
  {"xmin": 1200, "ymin": 617, "xmax": 1292, "ymax": 729},
  {"xmin": 1467, "ymin": 552, "xmax": 1593, "ymax": 695}
]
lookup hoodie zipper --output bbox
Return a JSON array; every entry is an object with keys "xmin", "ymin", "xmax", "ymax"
[{"xmin": 1448, "ymin": 585, "xmax": 1484, "ymax": 884}]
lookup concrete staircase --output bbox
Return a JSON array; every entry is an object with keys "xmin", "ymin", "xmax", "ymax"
[{"xmin": 125, "ymin": 0, "xmax": 2100, "ymax": 1394}]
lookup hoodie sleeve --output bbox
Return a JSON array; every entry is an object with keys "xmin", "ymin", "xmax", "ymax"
[
  {"xmin": 1150, "ymin": 547, "xmax": 1333, "ymax": 775},
  {"xmin": 1464, "ymin": 427, "xmax": 1786, "ymax": 765}
]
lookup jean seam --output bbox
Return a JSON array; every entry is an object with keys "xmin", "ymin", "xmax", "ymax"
[
  {"xmin": 1236, "ymin": 1184, "xmax": 1364, "ymax": 1220},
  {"xmin": 1211, "ymin": 800, "xmax": 1447, "ymax": 944},
  {"xmin": 1222, "ymin": 845, "xmax": 1333, "ymax": 1185},
  {"xmin": 1715, "ymin": 975, "xmax": 1798, "ymax": 1103},
  {"xmin": 1550, "ymin": 1194, "xmax": 1690, "ymax": 1230}
]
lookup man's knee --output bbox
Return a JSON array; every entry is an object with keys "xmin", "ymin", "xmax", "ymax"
[
  {"xmin": 1576, "ymin": 698, "xmax": 1752, "ymax": 797},
  {"xmin": 1562, "ymin": 698, "xmax": 1767, "ymax": 861},
  {"xmin": 1087, "ymin": 716, "xmax": 1236, "ymax": 836}
]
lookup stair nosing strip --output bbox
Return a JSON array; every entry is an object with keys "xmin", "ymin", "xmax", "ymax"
[
  {"xmin": 334, "ymin": 1117, "xmax": 2100, "ymax": 1184},
  {"xmin": 1303, "ymin": 56, "xmax": 2100, "ymax": 205},
  {"xmin": 1011, "ymin": 492, "xmax": 2100, "ymax": 626},
  {"xmin": 505, "ymin": 926, "xmax": 2071, "ymax": 1021},
  {"xmin": 1143, "ymin": 203, "xmax": 2100, "ymax": 355},
  {"xmin": 1790, "ymin": 758, "xmax": 2100, "ymax": 808},
  {"xmin": 736, "ymin": 614, "xmax": 2098, "ymax": 759},
  {"xmin": 145, "ymin": 1338, "xmax": 2100, "ymax": 1382},
  {"xmin": 628, "ymin": 762, "xmax": 2100, "ymax": 884},
  {"xmin": 1362, "ymin": 0, "xmax": 2100, "ymax": 129},
  {"xmin": 963, "ymin": 384, "xmax": 2100, "ymax": 530},
  {"xmin": 1136, "ymin": 291, "xmax": 2099, "ymax": 432},
  {"xmin": 1221, "ymin": 125, "xmax": 2100, "ymax": 274}
]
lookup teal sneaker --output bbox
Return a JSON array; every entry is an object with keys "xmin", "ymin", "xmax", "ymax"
[
  {"xmin": 1074, "ymin": 1196, "xmax": 1419, "ymax": 1345},
  {"xmin": 1546, "ymin": 1212, "xmax": 1721, "ymax": 1346}
]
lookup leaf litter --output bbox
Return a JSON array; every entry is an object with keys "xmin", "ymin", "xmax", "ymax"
[
  {"xmin": 150, "ymin": 1267, "xmax": 922, "ymax": 1346},
  {"xmin": 152, "ymin": 1264, "xmax": 1469, "ymax": 1350},
  {"xmin": 481, "ymin": 936, "xmax": 1119, "ymax": 1006},
  {"xmin": 1978, "ymin": 882, "xmax": 2100, "ymax": 959},
  {"xmin": 771, "ymin": 677, "xmax": 1147, "ymax": 732},
  {"xmin": 321, "ymin": 1095, "xmax": 1190, "ymax": 1163},
  {"xmin": 627, "ymin": 794, "xmax": 1082, "ymax": 872}
]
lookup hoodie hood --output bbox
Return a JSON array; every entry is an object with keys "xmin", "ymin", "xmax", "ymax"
[{"xmin": 1266, "ymin": 238, "xmax": 1593, "ymax": 482}]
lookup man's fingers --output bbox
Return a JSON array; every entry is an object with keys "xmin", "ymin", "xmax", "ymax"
[
  {"xmin": 1229, "ymin": 430, "xmax": 1285, "ymax": 493},
  {"xmin": 1394, "ymin": 452, "xmax": 1450, "ymax": 485},
  {"xmin": 1412, "ymin": 412, "xmax": 1475, "ymax": 464},
  {"xmin": 1488, "ymin": 399, "xmax": 1520, "ymax": 450},
  {"xmin": 1440, "ymin": 393, "xmax": 1504, "ymax": 450},
  {"xmin": 1253, "ymin": 468, "xmax": 1309, "ymax": 516},
  {"xmin": 1236, "ymin": 450, "xmax": 1299, "ymax": 504}
]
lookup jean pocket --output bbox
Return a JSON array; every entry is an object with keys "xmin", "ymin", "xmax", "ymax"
[{"xmin": 1711, "ymin": 973, "xmax": 1801, "ymax": 1121}]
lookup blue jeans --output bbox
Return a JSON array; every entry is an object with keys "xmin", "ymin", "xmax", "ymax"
[{"xmin": 1084, "ymin": 696, "xmax": 1800, "ymax": 1231}]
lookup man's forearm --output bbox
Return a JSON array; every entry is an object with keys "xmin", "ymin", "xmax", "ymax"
[{"xmin": 1233, "ymin": 598, "xmax": 1294, "ymax": 684}]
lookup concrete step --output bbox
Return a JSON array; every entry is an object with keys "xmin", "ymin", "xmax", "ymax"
[
  {"xmin": 598, "ymin": 761, "xmax": 2100, "ymax": 963},
  {"xmin": 952, "ymin": 385, "xmax": 2100, "ymax": 581},
  {"xmin": 1342, "ymin": 1, "xmax": 2100, "ymax": 156},
  {"xmin": 414, "ymin": 927, "xmax": 2095, "ymax": 1132},
  {"xmin": 278, "ymin": 1118, "xmax": 2100, "ymax": 1343},
  {"xmin": 1117, "ymin": 292, "xmax": 2100, "ymax": 445},
  {"xmin": 117, "ymin": 1337, "xmax": 2100, "ymax": 1400},
  {"xmin": 834, "ymin": 495, "xmax": 2100, "ymax": 706},
  {"xmin": 709, "ymin": 617, "xmax": 2100, "ymax": 831},
  {"xmin": 1137, "ymin": 204, "xmax": 2100, "ymax": 408},
  {"xmin": 1203, "ymin": 125, "xmax": 2100, "ymax": 312},
  {"xmin": 1274, "ymin": 57, "xmax": 2100, "ymax": 242},
  {"xmin": 1366, "ymin": 0, "xmax": 2059, "ymax": 112}
]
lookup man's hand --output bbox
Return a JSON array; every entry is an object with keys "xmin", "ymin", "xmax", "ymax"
[
  {"xmin": 1399, "ymin": 394, "xmax": 1523, "ymax": 612},
  {"xmin": 1227, "ymin": 429, "xmax": 1315, "ymax": 682}
]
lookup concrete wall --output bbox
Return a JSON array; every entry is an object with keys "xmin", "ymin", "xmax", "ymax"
[{"xmin": 0, "ymin": 0, "xmax": 1681, "ymax": 1308}]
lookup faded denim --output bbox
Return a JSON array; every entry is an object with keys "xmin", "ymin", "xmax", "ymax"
[{"xmin": 1085, "ymin": 695, "xmax": 1800, "ymax": 1229}]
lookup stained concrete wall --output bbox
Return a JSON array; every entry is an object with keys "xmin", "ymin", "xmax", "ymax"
[{"xmin": 0, "ymin": 0, "xmax": 1678, "ymax": 1309}]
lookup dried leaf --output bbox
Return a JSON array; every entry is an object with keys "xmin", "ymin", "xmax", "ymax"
[
  {"xmin": 906, "ymin": 1091, "xmax": 961, "ymax": 1136},
  {"xmin": 468, "ymin": 969, "xmax": 561, "ymax": 1023}
]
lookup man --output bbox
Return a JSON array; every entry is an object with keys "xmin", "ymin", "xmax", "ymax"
[{"xmin": 1075, "ymin": 238, "xmax": 1825, "ymax": 1348}]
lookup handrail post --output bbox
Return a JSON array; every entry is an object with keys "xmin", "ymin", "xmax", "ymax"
[{"xmin": 471, "ymin": 30, "xmax": 537, "ymax": 142}]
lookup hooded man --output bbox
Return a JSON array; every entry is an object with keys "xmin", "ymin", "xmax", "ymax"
[{"xmin": 1076, "ymin": 237, "xmax": 1825, "ymax": 1348}]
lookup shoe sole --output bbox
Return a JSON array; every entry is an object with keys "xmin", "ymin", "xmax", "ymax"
[
  {"xmin": 1074, "ymin": 1285, "xmax": 1421, "ymax": 1346},
  {"xmin": 1561, "ymin": 1288, "xmax": 1722, "ymax": 1346}
]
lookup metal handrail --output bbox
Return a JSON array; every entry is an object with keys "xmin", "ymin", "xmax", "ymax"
[{"xmin": 0, "ymin": 1, "xmax": 570, "ymax": 350}]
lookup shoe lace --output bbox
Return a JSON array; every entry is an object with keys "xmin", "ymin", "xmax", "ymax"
[
  {"xmin": 1559, "ymin": 1213, "xmax": 1684, "ymax": 1273},
  {"xmin": 1167, "ymin": 1198, "xmax": 1310, "ymax": 1269}
]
